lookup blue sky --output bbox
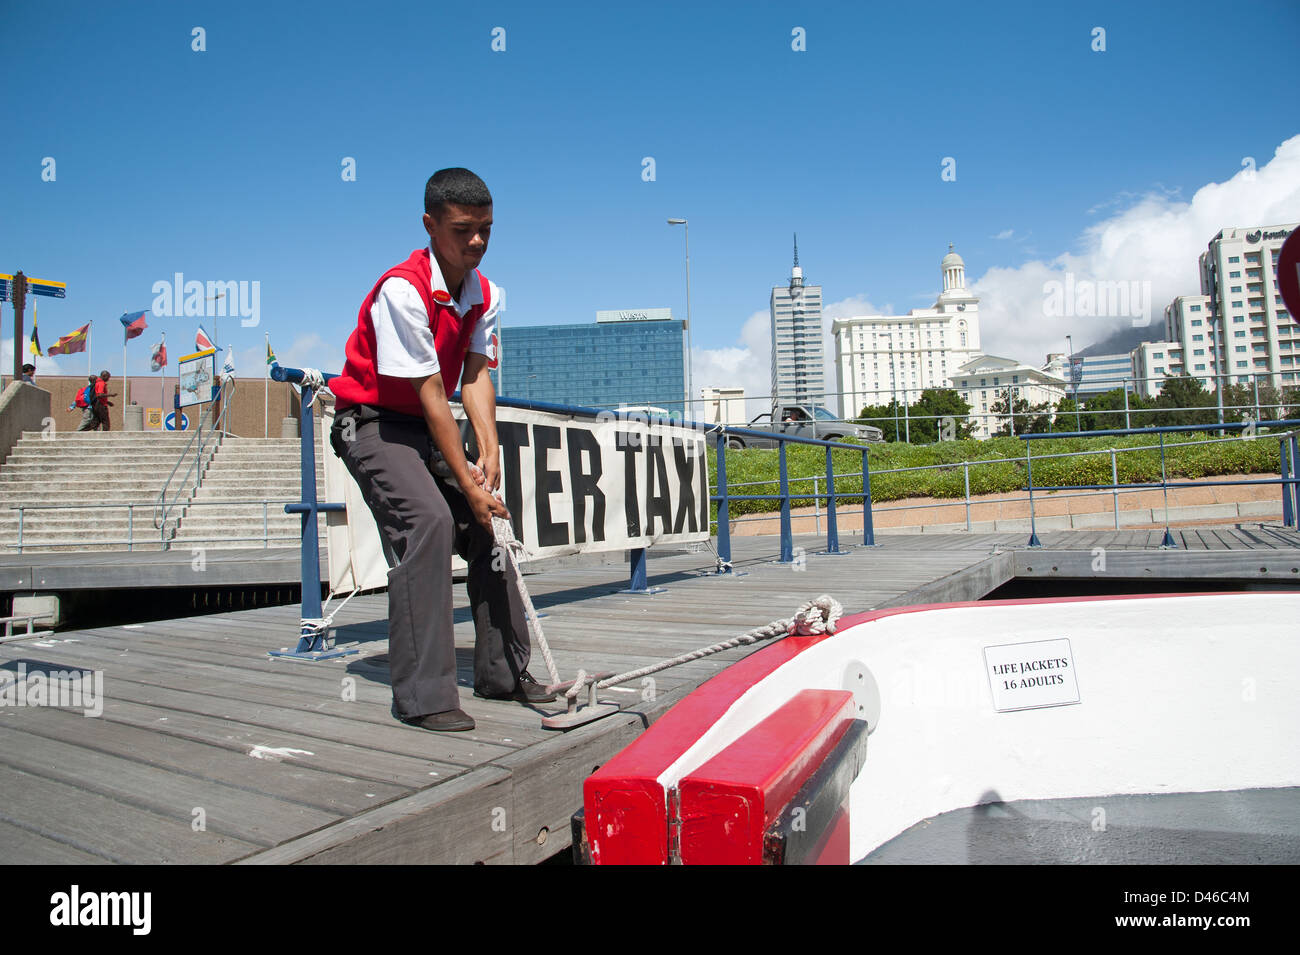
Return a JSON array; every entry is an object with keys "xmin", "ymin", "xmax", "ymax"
[{"xmin": 3, "ymin": 0, "xmax": 1298, "ymax": 404}]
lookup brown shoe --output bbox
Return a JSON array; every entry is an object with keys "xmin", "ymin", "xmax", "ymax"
[
  {"xmin": 401, "ymin": 709, "xmax": 475, "ymax": 732},
  {"xmin": 475, "ymin": 670, "xmax": 557, "ymax": 704}
]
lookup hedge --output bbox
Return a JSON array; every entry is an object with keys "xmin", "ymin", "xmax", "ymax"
[{"xmin": 707, "ymin": 433, "xmax": 1283, "ymax": 518}]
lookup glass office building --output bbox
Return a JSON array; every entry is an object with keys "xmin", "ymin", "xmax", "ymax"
[{"xmin": 496, "ymin": 315, "xmax": 687, "ymax": 411}]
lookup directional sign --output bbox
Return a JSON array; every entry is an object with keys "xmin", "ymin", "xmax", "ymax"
[{"xmin": 0, "ymin": 273, "xmax": 66, "ymax": 301}]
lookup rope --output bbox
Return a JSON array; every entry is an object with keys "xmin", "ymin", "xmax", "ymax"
[
  {"xmin": 300, "ymin": 586, "xmax": 363, "ymax": 638},
  {"xmin": 588, "ymin": 594, "xmax": 842, "ymax": 691},
  {"xmin": 466, "ymin": 462, "xmax": 841, "ymax": 711},
  {"xmin": 470, "ymin": 463, "xmax": 564, "ymax": 688},
  {"xmin": 300, "ymin": 367, "xmax": 331, "ymax": 407}
]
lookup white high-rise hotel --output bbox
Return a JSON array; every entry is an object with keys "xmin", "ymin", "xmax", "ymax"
[
  {"xmin": 1199, "ymin": 223, "xmax": 1298, "ymax": 390},
  {"xmin": 832, "ymin": 245, "xmax": 983, "ymax": 416},
  {"xmin": 770, "ymin": 237, "xmax": 826, "ymax": 408},
  {"xmin": 1133, "ymin": 222, "xmax": 1298, "ymax": 398}
]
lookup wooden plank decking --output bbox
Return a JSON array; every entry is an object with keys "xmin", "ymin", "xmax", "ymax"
[{"xmin": 1, "ymin": 524, "xmax": 1297, "ymax": 864}]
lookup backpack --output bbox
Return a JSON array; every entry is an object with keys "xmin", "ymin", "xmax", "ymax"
[{"xmin": 74, "ymin": 383, "xmax": 94, "ymax": 409}]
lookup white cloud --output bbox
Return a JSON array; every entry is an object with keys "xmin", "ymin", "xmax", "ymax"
[
  {"xmin": 992, "ymin": 229, "xmax": 1015, "ymax": 240},
  {"xmin": 692, "ymin": 309, "xmax": 770, "ymax": 421},
  {"xmin": 691, "ymin": 295, "xmax": 889, "ymax": 420},
  {"xmin": 971, "ymin": 135, "xmax": 1300, "ymax": 364}
]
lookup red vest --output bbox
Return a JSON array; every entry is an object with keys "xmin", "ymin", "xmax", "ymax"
[{"xmin": 331, "ymin": 248, "xmax": 491, "ymax": 414}]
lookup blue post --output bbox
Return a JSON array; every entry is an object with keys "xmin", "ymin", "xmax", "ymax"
[
  {"xmin": 714, "ymin": 432, "xmax": 733, "ymax": 573},
  {"xmin": 1026, "ymin": 441, "xmax": 1041, "ymax": 548},
  {"xmin": 1281, "ymin": 437, "xmax": 1294, "ymax": 529},
  {"xmin": 619, "ymin": 546, "xmax": 666, "ymax": 595},
  {"xmin": 822, "ymin": 444, "xmax": 844, "ymax": 555},
  {"xmin": 629, "ymin": 547, "xmax": 648, "ymax": 590},
  {"xmin": 1291, "ymin": 435, "xmax": 1300, "ymax": 530},
  {"xmin": 268, "ymin": 372, "xmax": 352, "ymax": 660},
  {"xmin": 297, "ymin": 383, "xmax": 323, "ymax": 631},
  {"xmin": 778, "ymin": 441, "xmax": 793, "ymax": 562},
  {"xmin": 861, "ymin": 448, "xmax": 876, "ymax": 546},
  {"xmin": 1159, "ymin": 430, "xmax": 1177, "ymax": 549}
]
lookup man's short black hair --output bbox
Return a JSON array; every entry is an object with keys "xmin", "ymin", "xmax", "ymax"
[
  {"xmin": 424, "ymin": 168, "xmax": 492, "ymax": 217},
  {"xmin": 21, "ymin": 363, "xmax": 34, "ymax": 373}
]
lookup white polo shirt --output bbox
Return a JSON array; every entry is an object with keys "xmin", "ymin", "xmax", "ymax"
[{"xmin": 372, "ymin": 248, "xmax": 500, "ymax": 380}]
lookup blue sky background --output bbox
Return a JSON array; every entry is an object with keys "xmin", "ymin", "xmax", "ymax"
[{"xmin": 3, "ymin": 0, "xmax": 1298, "ymax": 406}]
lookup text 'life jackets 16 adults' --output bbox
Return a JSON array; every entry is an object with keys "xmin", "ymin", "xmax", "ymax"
[{"xmin": 331, "ymin": 248, "xmax": 491, "ymax": 416}]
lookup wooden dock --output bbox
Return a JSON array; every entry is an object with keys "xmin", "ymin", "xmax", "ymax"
[{"xmin": 1, "ymin": 524, "xmax": 1297, "ymax": 864}]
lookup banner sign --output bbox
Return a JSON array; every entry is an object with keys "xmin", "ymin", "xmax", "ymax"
[
  {"xmin": 324, "ymin": 403, "xmax": 712, "ymax": 593},
  {"xmin": 177, "ymin": 348, "xmax": 217, "ymax": 408}
]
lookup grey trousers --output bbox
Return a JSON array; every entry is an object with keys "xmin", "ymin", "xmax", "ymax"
[{"xmin": 332, "ymin": 411, "xmax": 531, "ymax": 717}]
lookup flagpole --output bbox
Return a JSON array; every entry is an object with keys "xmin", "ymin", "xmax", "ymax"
[
  {"xmin": 87, "ymin": 322, "xmax": 93, "ymax": 380},
  {"xmin": 264, "ymin": 332, "xmax": 269, "ymax": 438}
]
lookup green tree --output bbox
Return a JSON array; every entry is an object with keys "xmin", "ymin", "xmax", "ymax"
[
  {"xmin": 909, "ymin": 388, "xmax": 974, "ymax": 443},
  {"xmin": 1078, "ymin": 387, "xmax": 1146, "ymax": 431},
  {"xmin": 989, "ymin": 389, "xmax": 1052, "ymax": 437},
  {"xmin": 1282, "ymin": 386, "xmax": 1300, "ymax": 419},
  {"xmin": 855, "ymin": 401, "xmax": 903, "ymax": 442},
  {"xmin": 1154, "ymin": 375, "xmax": 1216, "ymax": 427}
]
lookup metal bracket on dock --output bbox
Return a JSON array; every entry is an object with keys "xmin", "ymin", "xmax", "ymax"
[
  {"xmin": 542, "ymin": 671, "xmax": 621, "ymax": 730},
  {"xmin": 268, "ymin": 624, "xmax": 359, "ymax": 662}
]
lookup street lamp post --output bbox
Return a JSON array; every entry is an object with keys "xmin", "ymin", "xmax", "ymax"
[
  {"xmin": 667, "ymin": 218, "xmax": 693, "ymax": 420},
  {"xmin": 1066, "ymin": 334, "xmax": 1081, "ymax": 430}
]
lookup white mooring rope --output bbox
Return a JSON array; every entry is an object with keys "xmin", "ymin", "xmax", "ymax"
[{"xmin": 471, "ymin": 464, "xmax": 842, "ymax": 709}]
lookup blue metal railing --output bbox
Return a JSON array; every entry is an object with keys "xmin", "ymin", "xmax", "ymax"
[
  {"xmin": 1021, "ymin": 421, "xmax": 1300, "ymax": 547},
  {"xmin": 708, "ymin": 425, "xmax": 875, "ymax": 573},
  {"xmin": 270, "ymin": 361, "xmax": 1299, "ymax": 654}
]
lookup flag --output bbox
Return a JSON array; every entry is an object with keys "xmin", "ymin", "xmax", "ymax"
[
  {"xmin": 47, "ymin": 323, "xmax": 90, "ymax": 356},
  {"xmin": 195, "ymin": 326, "xmax": 214, "ymax": 351},
  {"xmin": 151, "ymin": 335, "xmax": 167, "ymax": 373},
  {"xmin": 29, "ymin": 302, "xmax": 42, "ymax": 357},
  {"xmin": 266, "ymin": 340, "xmax": 276, "ymax": 365},
  {"xmin": 120, "ymin": 310, "xmax": 148, "ymax": 340},
  {"xmin": 221, "ymin": 348, "xmax": 235, "ymax": 380}
]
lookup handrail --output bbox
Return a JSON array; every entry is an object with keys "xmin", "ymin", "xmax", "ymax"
[
  {"xmin": 1020, "ymin": 418, "xmax": 1300, "ymax": 547},
  {"xmin": 6, "ymin": 497, "xmax": 319, "ymax": 553},
  {"xmin": 153, "ymin": 378, "xmax": 237, "ymax": 545}
]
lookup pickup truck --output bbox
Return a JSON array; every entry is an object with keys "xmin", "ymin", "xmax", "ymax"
[{"xmin": 724, "ymin": 404, "xmax": 884, "ymax": 449}]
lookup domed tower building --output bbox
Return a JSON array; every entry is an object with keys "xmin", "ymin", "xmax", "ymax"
[{"xmin": 832, "ymin": 244, "xmax": 983, "ymax": 419}]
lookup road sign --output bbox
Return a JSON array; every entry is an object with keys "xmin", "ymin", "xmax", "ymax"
[
  {"xmin": 0, "ymin": 273, "xmax": 65, "ymax": 301},
  {"xmin": 165, "ymin": 411, "xmax": 190, "ymax": 431}
]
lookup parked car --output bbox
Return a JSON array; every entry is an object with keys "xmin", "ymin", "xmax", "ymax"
[{"xmin": 723, "ymin": 404, "xmax": 883, "ymax": 449}]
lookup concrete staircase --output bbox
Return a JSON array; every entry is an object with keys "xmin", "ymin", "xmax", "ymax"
[
  {"xmin": 0, "ymin": 432, "xmax": 206, "ymax": 551},
  {"xmin": 171, "ymin": 437, "xmax": 327, "ymax": 550},
  {"xmin": 0, "ymin": 431, "xmax": 328, "ymax": 553}
]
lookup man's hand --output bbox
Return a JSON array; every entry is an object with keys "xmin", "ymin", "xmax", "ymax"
[
  {"xmin": 460, "ymin": 353, "xmax": 502, "ymax": 493},
  {"xmin": 468, "ymin": 484, "xmax": 509, "ymax": 531},
  {"xmin": 476, "ymin": 454, "xmax": 501, "ymax": 493}
]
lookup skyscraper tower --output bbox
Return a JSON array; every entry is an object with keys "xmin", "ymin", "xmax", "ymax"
[{"xmin": 770, "ymin": 234, "xmax": 825, "ymax": 408}]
